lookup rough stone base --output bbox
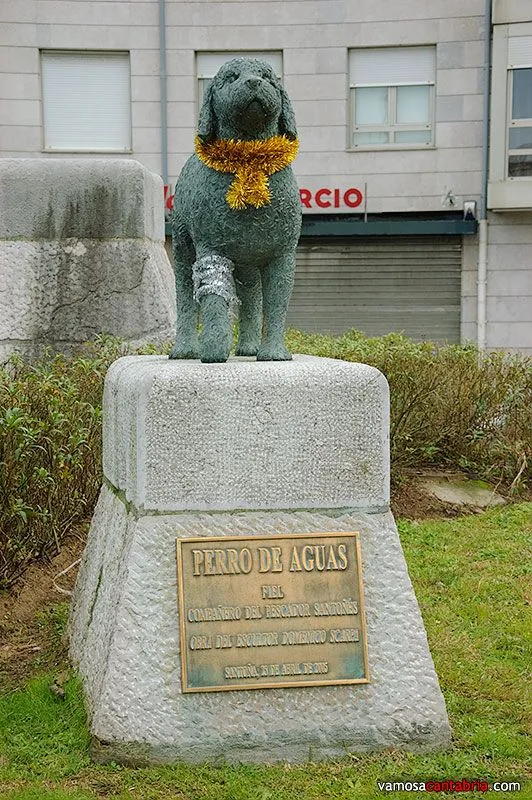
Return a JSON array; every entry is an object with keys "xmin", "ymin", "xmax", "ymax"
[
  {"xmin": 70, "ymin": 484, "xmax": 451, "ymax": 763},
  {"xmin": 0, "ymin": 239, "xmax": 175, "ymax": 361},
  {"xmin": 0, "ymin": 159, "xmax": 175, "ymax": 360}
]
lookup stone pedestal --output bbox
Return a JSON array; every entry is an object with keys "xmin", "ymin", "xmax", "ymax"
[
  {"xmin": 69, "ymin": 355, "xmax": 451, "ymax": 763},
  {"xmin": 0, "ymin": 159, "xmax": 175, "ymax": 360}
]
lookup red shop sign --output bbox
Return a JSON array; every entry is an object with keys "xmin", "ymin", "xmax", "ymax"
[
  {"xmin": 299, "ymin": 187, "xmax": 364, "ymax": 209},
  {"xmin": 164, "ymin": 185, "xmax": 364, "ymax": 212}
]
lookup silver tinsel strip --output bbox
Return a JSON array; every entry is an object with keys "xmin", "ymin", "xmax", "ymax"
[{"xmin": 192, "ymin": 254, "xmax": 240, "ymax": 310}]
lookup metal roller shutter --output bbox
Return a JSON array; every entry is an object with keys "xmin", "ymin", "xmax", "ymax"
[{"xmin": 288, "ymin": 236, "xmax": 462, "ymax": 342}]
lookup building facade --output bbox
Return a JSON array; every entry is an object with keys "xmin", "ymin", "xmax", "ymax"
[{"xmin": 1, "ymin": 0, "xmax": 531, "ymax": 353}]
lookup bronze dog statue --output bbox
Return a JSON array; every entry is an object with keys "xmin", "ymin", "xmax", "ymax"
[{"xmin": 170, "ymin": 58, "xmax": 301, "ymax": 363}]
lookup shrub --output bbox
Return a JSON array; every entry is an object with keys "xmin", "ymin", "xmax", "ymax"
[
  {"xmin": 286, "ymin": 329, "xmax": 532, "ymax": 491},
  {"xmin": 0, "ymin": 330, "xmax": 530, "ymax": 588},
  {"xmin": 0, "ymin": 337, "xmax": 124, "ymax": 589}
]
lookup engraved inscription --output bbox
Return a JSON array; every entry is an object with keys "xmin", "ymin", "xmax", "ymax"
[{"xmin": 176, "ymin": 532, "xmax": 369, "ymax": 692}]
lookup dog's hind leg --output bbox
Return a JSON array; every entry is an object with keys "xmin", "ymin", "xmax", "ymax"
[
  {"xmin": 257, "ymin": 254, "xmax": 295, "ymax": 361},
  {"xmin": 235, "ymin": 270, "xmax": 262, "ymax": 356},
  {"xmin": 169, "ymin": 231, "xmax": 200, "ymax": 359}
]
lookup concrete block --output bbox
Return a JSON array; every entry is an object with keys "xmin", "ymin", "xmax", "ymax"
[
  {"xmin": 131, "ymin": 101, "xmax": 162, "ymax": 129},
  {"xmin": 284, "ymin": 46, "xmax": 348, "ymax": 75},
  {"xmin": 437, "ymin": 67, "xmax": 482, "ymax": 97},
  {"xmin": 102, "ymin": 355, "xmax": 390, "ymax": 513},
  {"xmin": 488, "ymin": 269, "xmax": 532, "ymax": 296},
  {"xmin": 460, "ymin": 269, "xmax": 477, "ymax": 296},
  {"xmin": 289, "ymin": 99, "xmax": 346, "ymax": 127},
  {"xmin": 284, "ymin": 73, "xmax": 346, "ymax": 101},
  {"xmin": 0, "ymin": 124, "xmax": 41, "ymax": 152},
  {"xmin": 0, "ymin": 45, "xmax": 39, "ymax": 73},
  {"xmin": 131, "ymin": 75, "xmax": 161, "ymax": 102},
  {"xmin": 493, "ymin": 0, "xmax": 531, "ymax": 24},
  {"xmin": 296, "ymin": 125, "xmax": 347, "ymax": 152},
  {"xmin": 487, "ymin": 243, "xmax": 532, "ymax": 269},
  {"xmin": 0, "ymin": 158, "xmax": 164, "ymax": 241},
  {"xmin": 436, "ymin": 145, "xmax": 482, "ymax": 174},
  {"xmin": 489, "ymin": 211, "xmax": 532, "ymax": 228},
  {"xmin": 488, "ymin": 221, "xmax": 532, "ymax": 244},
  {"xmin": 487, "ymin": 322, "xmax": 532, "ymax": 350},
  {"xmin": 165, "ymin": 75, "xmax": 195, "ymax": 103},
  {"xmin": 461, "ymin": 296, "xmax": 477, "ymax": 324},
  {"xmin": 437, "ymin": 121, "xmax": 483, "ymax": 148},
  {"xmin": 0, "ymin": 73, "xmax": 40, "ymax": 100},
  {"xmin": 0, "ymin": 240, "xmax": 175, "ymax": 361},
  {"xmin": 436, "ymin": 95, "xmax": 465, "ymax": 122},
  {"xmin": 0, "ymin": 159, "xmax": 175, "ymax": 358},
  {"xmin": 70, "ymin": 485, "xmax": 451, "ymax": 762},
  {"xmin": 487, "ymin": 296, "xmax": 532, "ymax": 323},
  {"xmin": 437, "ymin": 41, "xmax": 466, "ymax": 70},
  {"xmin": 0, "ymin": 98, "xmax": 40, "ymax": 125}
]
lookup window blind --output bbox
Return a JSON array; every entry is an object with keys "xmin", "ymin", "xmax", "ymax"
[
  {"xmin": 508, "ymin": 36, "xmax": 532, "ymax": 68},
  {"xmin": 196, "ymin": 51, "xmax": 283, "ymax": 78},
  {"xmin": 41, "ymin": 51, "xmax": 131, "ymax": 151},
  {"xmin": 349, "ymin": 47, "xmax": 435, "ymax": 86}
]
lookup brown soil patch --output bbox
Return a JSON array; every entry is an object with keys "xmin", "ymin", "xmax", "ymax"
[
  {"xmin": 391, "ymin": 472, "xmax": 464, "ymax": 520},
  {"xmin": 0, "ymin": 525, "xmax": 87, "ymax": 692}
]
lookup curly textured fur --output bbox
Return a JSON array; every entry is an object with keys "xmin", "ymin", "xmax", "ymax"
[{"xmin": 169, "ymin": 58, "xmax": 302, "ymax": 363}]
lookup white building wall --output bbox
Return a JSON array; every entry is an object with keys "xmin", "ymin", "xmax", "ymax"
[
  {"xmin": 0, "ymin": 0, "xmax": 486, "ymax": 214},
  {"xmin": 460, "ymin": 232, "xmax": 479, "ymax": 346},
  {"xmin": 486, "ymin": 213, "xmax": 532, "ymax": 356},
  {"xmin": 461, "ymin": 215, "xmax": 532, "ymax": 357},
  {"xmin": 0, "ymin": 0, "xmax": 531, "ymax": 353}
]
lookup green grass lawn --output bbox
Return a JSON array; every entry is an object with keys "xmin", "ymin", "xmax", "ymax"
[{"xmin": 1, "ymin": 504, "xmax": 530, "ymax": 800}]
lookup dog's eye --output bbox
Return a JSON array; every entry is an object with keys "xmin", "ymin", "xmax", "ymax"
[{"xmin": 224, "ymin": 72, "xmax": 238, "ymax": 83}]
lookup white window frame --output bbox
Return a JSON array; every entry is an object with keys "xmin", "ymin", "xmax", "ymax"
[
  {"xmin": 348, "ymin": 47, "xmax": 435, "ymax": 151},
  {"xmin": 488, "ymin": 24, "xmax": 532, "ymax": 210},
  {"xmin": 506, "ymin": 66, "xmax": 532, "ymax": 179},
  {"xmin": 40, "ymin": 50, "xmax": 132, "ymax": 153},
  {"xmin": 196, "ymin": 51, "xmax": 283, "ymax": 111}
]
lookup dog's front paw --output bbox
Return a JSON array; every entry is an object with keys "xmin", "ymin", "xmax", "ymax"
[
  {"xmin": 169, "ymin": 339, "xmax": 200, "ymax": 359},
  {"xmin": 200, "ymin": 334, "xmax": 232, "ymax": 363},
  {"xmin": 199, "ymin": 326, "xmax": 232, "ymax": 363},
  {"xmin": 235, "ymin": 341, "xmax": 259, "ymax": 357},
  {"xmin": 256, "ymin": 343, "xmax": 293, "ymax": 361},
  {"xmin": 199, "ymin": 295, "xmax": 233, "ymax": 363}
]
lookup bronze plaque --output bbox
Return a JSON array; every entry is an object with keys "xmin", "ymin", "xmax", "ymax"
[{"xmin": 176, "ymin": 532, "xmax": 369, "ymax": 692}]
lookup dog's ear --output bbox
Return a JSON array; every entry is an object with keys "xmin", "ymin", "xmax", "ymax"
[
  {"xmin": 278, "ymin": 84, "xmax": 298, "ymax": 141},
  {"xmin": 197, "ymin": 80, "xmax": 217, "ymax": 142}
]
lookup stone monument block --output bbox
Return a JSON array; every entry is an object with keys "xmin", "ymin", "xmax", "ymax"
[
  {"xmin": 69, "ymin": 355, "xmax": 451, "ymax": 763},
  {"xmin": 0, "ymin": 159, "xmax": 176, "ymax": 360},
  {"xmin": 102, "ymin": 355, "xmax": 389, "ymax": 511}
]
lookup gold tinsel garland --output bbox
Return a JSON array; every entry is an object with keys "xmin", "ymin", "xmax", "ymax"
[{"xmin": 195, "ymin": 135, "xmax": 299, "ymax": 210}]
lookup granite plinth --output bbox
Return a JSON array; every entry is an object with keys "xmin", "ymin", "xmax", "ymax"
[{"xmin": 69, "ymin": 355, "xmax": 451, "ymax": 763}]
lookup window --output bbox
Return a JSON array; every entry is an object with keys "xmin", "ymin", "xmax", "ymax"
[
  {"xmin": 489, "ymin": 26, "xmax": 532, "ymax": 209},
  {"xmin": 41, "ymin": 51, "xmax": 131, "ymax": 151},
  {"xmin": 196, "ymin": 51, "xmax": 283, "ymax": 107},
  {"xmin": 507, "ymin": 37, "xmax": 532, "ymax": 177},
  {"xmin": 349, "ymin": 47, "xmax": 435, "ymax": 148}
]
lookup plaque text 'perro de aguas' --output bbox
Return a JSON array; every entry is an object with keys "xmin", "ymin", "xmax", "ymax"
[{"xmin": 176, "ymin": 532, "xmax": 369, "ymax": 692}]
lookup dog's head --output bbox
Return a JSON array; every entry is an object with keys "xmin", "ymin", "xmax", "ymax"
[{"xmin": 197, "ymin": 58, "xmax": 297, "ymax": 143}]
